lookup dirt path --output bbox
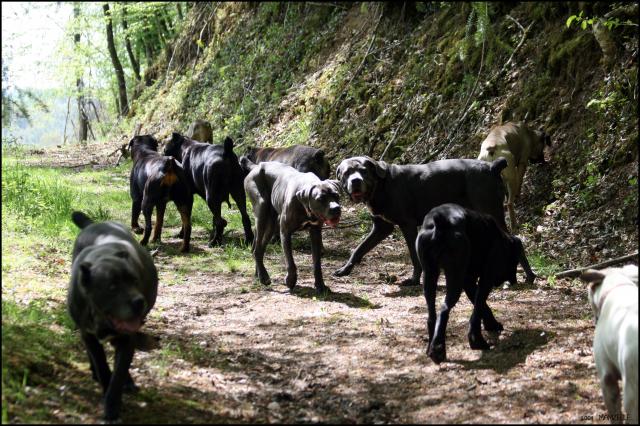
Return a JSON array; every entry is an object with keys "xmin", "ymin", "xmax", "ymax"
[{"xmin": 74, "ymin": 207, "xmax": 607, "ymax": 424}]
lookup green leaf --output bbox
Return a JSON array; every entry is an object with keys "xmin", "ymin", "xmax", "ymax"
[
  {"xmin": 566, "ymin": 15, "xmax": 577, "ymax": 28},
  {"xmin": 581, "ymin": 20, "xmax": 587, "ymax": 30}
]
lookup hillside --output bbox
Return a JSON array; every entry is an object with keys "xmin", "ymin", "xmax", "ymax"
[{"xmin": 122, "ymin": 1, "xmax": 638, "ymax": 269}]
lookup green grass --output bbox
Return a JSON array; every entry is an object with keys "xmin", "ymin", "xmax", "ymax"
[
  {"xmin": 1, "ymin": 152, "xmax": 260, "ymax": 422},
  {"xmin": 528, "ymin": 251, "xmax": 562, "ymax": 278}
]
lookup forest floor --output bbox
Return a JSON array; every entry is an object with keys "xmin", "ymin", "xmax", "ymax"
[{"xmin": 2, "ymin": 149, "xmax": 619, "ymax": 424}]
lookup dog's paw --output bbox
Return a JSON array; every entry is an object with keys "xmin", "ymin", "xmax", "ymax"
[
  {"xmin": 428, "ymin": 343, "xmax": 446, "ymax": 364},
  {"xmin": 285, "ymin": 273, "xmax": 298, "ymax": 289},
  {"xmin": 398, "ymin": 277, "xmax": 419, "ymax": 286},
  {"xmin": 483, "ymin": 320, "xmax": 503, "ymax": 333},
  {"xmin": 468, "ymin": 333, "xmax": 490, "ymax": 350},
  {"xmin": 333, "ymin": 263, "xmax": 353, "ymax": 277},
  {"xmin": 132, "ymin": 227, "xmax": 144, "ymax": 235},
  {"xmin": 315, "ymin": 285, "xmax": 331, "ymax": 296}
]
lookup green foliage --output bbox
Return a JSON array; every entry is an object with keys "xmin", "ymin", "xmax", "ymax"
[{"xmin": 566, "ymin": 10, "xmax": 635, "ymax": 31}]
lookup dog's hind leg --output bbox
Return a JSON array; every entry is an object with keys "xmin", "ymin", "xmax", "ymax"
[
  {"xmin": 253, "ymin": 202, "xmax": 274, "ymax": 285},
  {"xmin": 206, "ymin": 195, "xmax": 227, "ymax": 247},
  {"xmin": 468, "ymin": 276, "xmax": 492, "ymax": 350},
  {"xmin": 230, "ymin": 183, "xmax": 254, "ymax": 246},
  {"xmin": 599, "ymin": 370, "xmax": 623, "ymax": 421},
  {"xmin": 150, "ymin": 201, "xmax": 166, "ymax": 243},
  {"xmin": 623, "ymin": 375, "xmax": 638, "ymax": 424},
  {"xmin": 176, "ymin": 202, "xmax": 192, "ymax": 253},
  {"xmin": 428, "ymin": 268, "xmax": 464, "ymax": 364},
  {"xmin": 82, "ymin": 332, "xmax": 111, "ymax": 392},
  {"xmin": 139, "ymin": 199, "xmax": 154, "ymax": 246},
  {"xmin": 131, "ymin": 198, "xmax": 143, "ymax": 234},
  {"xmin": 462, "ymin": 279, "xmax": 503, "ymax": 333},
  {"xmin": 422, "ymin": 263, "xmax": 439, "ymax": 344}
]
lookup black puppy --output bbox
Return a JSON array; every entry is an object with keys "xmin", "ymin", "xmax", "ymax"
[
  {"xmin": 129, "ymin": 135, "xmax": 193, "ymax": 252},
  {"xmin": 244, "ymin": 145, "xmax": 331, "ymax": 179},
  {"xmin": 334, "ymin": 156, "xmax": 536, "ymax": 285},
  {"xmin": 415, "ymin": 203, "xmax": 523, "ymax": 364},
  {"xmin": 163, "ymin": 132, "xmax": 254, "ymax": 246},
  {"xmin": 68, "ymin": 211, "xmax": 158, "ymax": 421}
]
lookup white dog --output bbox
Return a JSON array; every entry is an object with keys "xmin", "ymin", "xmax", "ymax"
[{"xmin": 582, "ymin": 264, "xmax": 638, "ymax": 424}]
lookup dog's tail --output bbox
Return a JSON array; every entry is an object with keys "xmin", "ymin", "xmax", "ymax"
[
  {"xmin": 223, "ymin": 136, "xmax": 234, "ymax": 156},
  {"xmin": 71, "ymin": 211, "xmax": 94, "ymax": 229},
  {"xmin": 490, "ymin": 157, "xmax": 508, "ymax": 176}
]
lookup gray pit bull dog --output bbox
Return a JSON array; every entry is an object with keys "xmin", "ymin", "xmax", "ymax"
[
  {"xmin": 241, "ymin": 157, "xmax": 341, "ymax": 294},
  {"xmin": 68, "ymin": 211, "xmax": 158, "ymax": 422},
  {"xmin": 334, "ymin": 156, "xmax": 536, "ymax": 285}
]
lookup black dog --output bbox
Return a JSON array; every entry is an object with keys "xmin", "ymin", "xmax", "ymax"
[
  {"xmin": 334, "ymin": 156, "xmax": 536, "ymax": 285},
  {"xmin": 415, "ymin": 203, "xmax": 523, "ymax": 364},
  {"xmin": 68, "ymin": 211, "xmax": 158, "ymax": 421},
  {"xmin": 129, "ymin": 135, "xmax": 193, "ymax": 252},
  {"xmin": 244, "ymin": 145, "xmax": 331, "ymax": 179},
  {"xmin": 163, "ymin": 132, "xmax": 254, "ymax": 246},
  {"xmin": 241, "ymin": 157, "xmax": 341, "ymax": 294}
]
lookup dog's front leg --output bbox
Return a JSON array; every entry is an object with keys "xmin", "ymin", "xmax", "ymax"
[
  {"xmin": 82, "ymin": 332, "xmax": 111, "ymax": 392},
  {"xmin": 103, "ymin": 337, "xmax": 135, "ymax": 422},
  {"xmin": 399, "ymin": 223, "xmax": 420, "ymax": 286},
  {"xmin": 309, "ymin": 226, "xmax": 329, "ymax": 294},
  {"xmin": 334, "ymin": 216, "xmax": 394, "ymax": 277},
  {"xmin": 280, "ymin": 224, "xmax": 297, "ymax": 290},
  {"xmin": 131, "ymin": 198, "xmax": 143, "ymax": 234}
]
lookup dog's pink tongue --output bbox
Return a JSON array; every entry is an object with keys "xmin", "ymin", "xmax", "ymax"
[
  {"xmin": 325, "ymin": 217, "xmax": 340, "ymax": 228},
  {"xmin": 111, "ymin": 317, "xmax": 142, "ymax": 333}
]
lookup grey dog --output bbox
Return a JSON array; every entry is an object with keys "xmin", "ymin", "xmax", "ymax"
[
  {"xmin": 241, "ymin": 157, "xmax": 342, "ymax": 294},
  {"xmin": 68, "ymin": 211, "xmax": 158, "ymax": 422},
  {"xmin": 334, "ymin": 156, "xmax": 536, "ymax": 285}
]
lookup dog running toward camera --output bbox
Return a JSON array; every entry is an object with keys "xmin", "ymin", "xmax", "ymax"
[
  {"xmin": 68, "ymin": 211, "xmax": 159, "ymax": 422},
  {"xmin": 416, "ymin": 203, "xmax": 526, "ymax": 364},
  {"xmin": 129, "ymin": 135, "xmax": 193, "ymax": 252},
  {"xmin": 581, "ymin": 264, "xmax": 638, "ymax": 424}
]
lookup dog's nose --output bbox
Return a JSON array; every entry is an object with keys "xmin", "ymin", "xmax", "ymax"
[
  {"xmin": 329, "ymin": 203, "xmax": 341, "ymax": 216},
  {"xmin": 131, "ymin": 296, "xmax": 146, "ymax": 315},
  {"xmin": 349, "ymin": 178, "xmax": 363, "ymax": 192}
]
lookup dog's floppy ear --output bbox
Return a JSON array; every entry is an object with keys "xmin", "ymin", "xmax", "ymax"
[
  {"xmin": 314, "ymin": 149, "xmax": 326, "ymax": 161},
  {"xmin": 296, "ymin": 184, "xmax": 315, "ymax": 212},
  {"xmin": 128, "ymin": 137, "xmax": 137, "ymax": 150},
  {"xmin": 79, "ymin": 261, "xmax": 92, "ymax": 288},
  {"xmin": 363, "ymin": 156, "xmax": 388, "ymax": 179},
  {"xmin": 580, "ymin": 269, "xmax": 606, "ymax": 284},
  {"xmin": 325, "ymin": 179, "xmax": 343, "ymax": 196},
  {"xmin": 336, "ymin": 162, "xmax": 347, "ymax": 181}
]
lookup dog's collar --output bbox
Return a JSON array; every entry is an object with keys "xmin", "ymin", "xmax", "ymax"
[{"xmin": 595, "ymin": 282, "xmax": 637, "ymax": 323}]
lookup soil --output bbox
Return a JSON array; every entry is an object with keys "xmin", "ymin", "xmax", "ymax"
[{"xmin": 40, "ymin": 208, "xmax": 611, "ymax": 424}]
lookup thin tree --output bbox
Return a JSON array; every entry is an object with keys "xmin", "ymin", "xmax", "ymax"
[
  {"xmin": 121, "ymin": 3, "xmax": 141, "ymax": 81},
  {"xmin": 103, "ymin": 2, "xmax": 129, "ymax": 116},
  {"xmin": 74, "ymin": 3, "xmax": 88, "ymax": 141}
]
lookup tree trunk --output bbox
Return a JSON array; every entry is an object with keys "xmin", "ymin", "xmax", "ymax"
[
  {"xmin": 103, "ymin": 3, "xmax": 129, "ymax": 116},
  {"xmin": 121, "ymin": 3, "xmax": 141, "ymax": 81},
  {"xmin": 176, "ymin": 3, "xmax": 183, "ymax": 20},
  {"xmin": 74, "ymin": 3, "xmax": 88, "ymax": 142}
]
